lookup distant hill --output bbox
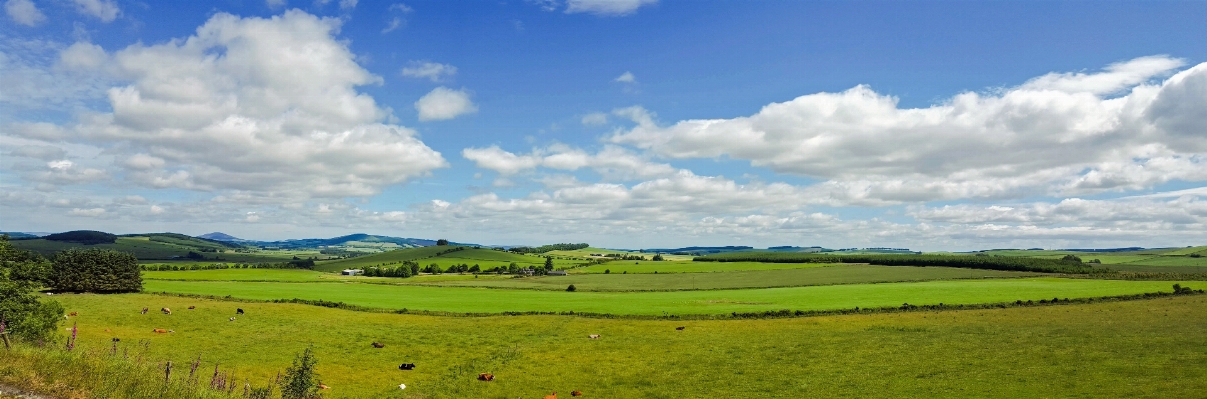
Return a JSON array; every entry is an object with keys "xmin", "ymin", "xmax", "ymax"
[
  {"xmin": 253, "ymin": 234, "xmax": 474, "ymax": 249},
  {"xmin": 1, "ymin": 232, "xmax": 44, "ymax": 239},
  {"xmin": 197, "ymin": 232, "xmax": 245, "ymax": 242},
  {"xmin": 314, "ymin": 245, "xmax": 553, "ymax": 272},
  {"xmin": 10, "ymin": 230, "xmax": 251, "ymax": 259}
]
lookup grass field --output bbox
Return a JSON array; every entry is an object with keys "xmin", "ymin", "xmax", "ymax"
[
  {"xmin": 142, "ymin": 269, "xmax": 330, "ymax": 281},
  {"xmin": 37, "ymin": 293, "xmax": 1207, "ymax": 398},
  {"xmin": 313, "ymin": 247, "xmax": 585, "ymax": 273},
  {"xmin": 397, "ymin": 265, "xmax": 1042, "ymax": 291},
  {"xmin": 574, "ymin": 260, "xmax": 836, "ymax": 274},
  {"xmin": 142, "ymin": 278, "xmax": 1193, "ymax": 315}
]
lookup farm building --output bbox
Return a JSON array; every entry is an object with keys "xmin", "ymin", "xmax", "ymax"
[
  {"xmin": 548, "ymin": 270, "xmax": 567, "ymax": 276},
  {"xmin": 341, "ymin": 269, "xmax": 363, "ymax": 276}
]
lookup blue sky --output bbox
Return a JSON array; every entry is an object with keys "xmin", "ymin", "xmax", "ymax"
[{"xmin": 2, "ymin": 0, "xmax": 1205, "ymax": 250}]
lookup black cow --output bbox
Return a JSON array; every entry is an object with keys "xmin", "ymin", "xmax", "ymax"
[
  {"xmin": 398, "ymin": 363, "xmax": 416, "ymax": 371},
  {"xmin": 236, "ymin": 308, "xmax": 244, "ymax": 315}
]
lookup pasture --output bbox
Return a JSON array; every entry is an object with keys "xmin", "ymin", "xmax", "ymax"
[
  {"xmin": 573, "ymin": 260, "xmax": 834, "ymax": 274},
  {"xmin": 313, "ymin": 247, "xmax": 586, "ymax": 273},
  {"xmin": 141, "ymin": 277, "xmax": 1192, "ymax": 315},
  {"xmin": 34, "ymin": 293, "xmax": 1207, "ymax": 398}
]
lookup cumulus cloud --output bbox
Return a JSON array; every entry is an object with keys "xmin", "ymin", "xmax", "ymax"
[
  {"xmin": 400, "ymin": 61, "xmax": 457, "ymax": 82},
  {"xmin": 614, "ymin": 71, "xmax": 636, "ymax": 83},
  {"xmin": 6, "ymin": 11, "xmax": 447, "ymax": 199},
  {"xmin": 565, "ymin": 0, "xmax": 657, "ymax": 16},
  {"xmin": 5, "ymin": 0, "xmax": 45, "ymax": 26},
  {"xmin": 581, "ymin": 112, "xmax": 608, "ymax": 125},
  {"xmin": 415, "ymin": 87, "xmax": 477, "ymax": 121},
  {"xmin": 71, "ymin": 0, "xmax": 120, "ymax": 22},
  {"xmin": 462, "ymin": 144, "xmax": 676, "ymax": 180},
  {"xmin": 68, "ymin": 207, "xmax": 106, "ymax": 217},
  {"xmin": 611, "ymin": 56, "xmax": 1207, "ymax": 203}
]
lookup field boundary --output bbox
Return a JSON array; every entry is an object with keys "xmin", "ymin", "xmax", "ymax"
[{"xmin": 142, "ymin": 285, "xmax": 1206, "ymax": 320}]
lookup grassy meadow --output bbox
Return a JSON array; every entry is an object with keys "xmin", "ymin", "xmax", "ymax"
[
  {"xmin": 26, "ymin": 293, "xmax": 1205, "ymax": 399},
  {"xmin": 141, "ymin": 277, "xmax": 1193, "ymax": 315}
]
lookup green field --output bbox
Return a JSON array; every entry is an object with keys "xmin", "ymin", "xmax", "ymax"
[
  {"xmin": 142, "ymin": 277, "xmax": 1191, "ymax": 315},
  {"xmin": 398, "ymin": 265, "xmax": 1041, "ymax": 291},
  {"xmin": 574, "ymin": 260, "xmax": 837, "ymax": 274},
  {"xmin": 34, "ymin": 293, "xmax": 1207, "ymax": 398},
  {"xmin": 142, "ymin": 269, "xmax": 330, "ymax": 281},
  {"xmin": 313, "ymin": 246, "xmax": 582, "ymax": 272}
]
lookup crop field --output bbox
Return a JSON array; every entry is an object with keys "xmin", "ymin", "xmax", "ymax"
[
  {"xmin": 36, "ymin": 293, "xmax": 1207, "ymax": 398},
  {"xmin": 141, "ymin": 277, "xmax": 1192, "ymax": 315}
]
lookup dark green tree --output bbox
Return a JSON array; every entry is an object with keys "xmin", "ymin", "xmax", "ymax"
[
  {"xmin": 436, "ymin": 239, "xmax": 449, "ymax": 246},
  {"xmin": 566, "ymin": 284, "xmax": 577, "ymax": 292},
  {"xmin": 49, "ymin": 248, "xmax": 142, "ymax": 293},
  {"xmin": 280, "ymin": 346, "xmax": 321, "ymax": 399},
  {"xmin": 544, "ymin": 257, "xmax": 554, "ymax": 271},
  {"xmin": 652, "ymin": 254, "xmax": 665, "ymax": 261},
  {"xmin": 0, "ymin": 236, "xmax": 64, "ymax": 343},
  {"xmin": 1060, "ymin": 254, "xmax": 1083, "ymax": 263}
]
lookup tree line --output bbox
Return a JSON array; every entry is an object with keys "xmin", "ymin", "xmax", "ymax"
[
  {"xmin": 507, "ymin": 243, "xmax": 589, "ymax": 254},
  {"xmin": 694, "ymin": 252, "xmax": 1105, "ymax": 274}
]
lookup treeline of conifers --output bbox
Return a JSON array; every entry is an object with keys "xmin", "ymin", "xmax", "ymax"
[
  {"xmin": 694, "ymin": 252, "xmax": 1105, "ymax": 274},
  {"xmin": 508, "ymin": 243, "xmax": 590, "ymax": 254}
]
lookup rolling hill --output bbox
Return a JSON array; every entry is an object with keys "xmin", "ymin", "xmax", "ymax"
[{"xmin": 314, "ymin": 245, "xmax": 559, "ymax": 272}]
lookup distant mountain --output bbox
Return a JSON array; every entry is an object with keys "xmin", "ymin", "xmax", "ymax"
[
  {"xmin": 0, "ymin": 232, "xmax": 44, "ymax": 239},
  {"xmin": 251, "ymin": 233, "xmax": 475, "ymax": 249},
  {"xmin": 197, "ymin": 232, "xmax": 245, "ymax": 242},
  {"xmin": 640, "ymin": 246, "xmax": 755, "ymax": 254}
]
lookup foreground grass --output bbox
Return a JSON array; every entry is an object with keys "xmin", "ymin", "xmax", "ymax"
[
  {"xmin": 0, "ymin": 344, "xmax": 232, "ymax": 399},
  {"xmin": 143, "ymin": 278, "xmax": 1191, "ymax": 315},
  {"xmin": 40, "ymin": 293, "xmax": 1207, "ymax": 398}
]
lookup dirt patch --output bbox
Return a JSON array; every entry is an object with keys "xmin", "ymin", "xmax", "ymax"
[{"xmin": 0, "ymin": 384, "xmax": 58, "ymax": 399}]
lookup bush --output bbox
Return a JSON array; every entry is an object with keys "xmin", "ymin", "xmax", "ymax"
[
  {"xmin": 280, "ymin": 346, "xmax": 320, "ymax": 399},
  {"xmin": 566, "ymin": 284, "xmax": 577, "ymax": 292},
  {"xmin": 0, "ymin": 236, "xmax": 63, "ymax": 342},
  {"xmin": 49, "ymin": 248, "xmax": 142, "ymax": 293},
  {"xmin": 1061, "ymin": 254, "xmax": 1083, "ymax": 263}
]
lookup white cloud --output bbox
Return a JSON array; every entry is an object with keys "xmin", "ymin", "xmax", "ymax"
[
  {"xmin": 59, "ymin": 41, "xmax": 109, "ymax": 70},
  {"xmin": 6, "ymin": 10, "xmax": 447, "ymax": 199},
  {"xmin": 266, "ymin": 0, "xmax": 286, "ymax": 8},
  {"xmin": 581, "ymin": 112, "xmax": 608, "ymax": 126},
  {"xmin": 462, "ymin": 144, "xmax": 676, "ymax": 180},
  {"xmin": 566, "ymin": 0, "xmax": 657, "ymax": 16},
  {"xmin": 381, "ymin": 17, "xmax": 402, "ymax": 33},
  {"xmin": 389, "ymin": 3, "xmax": 412, "ymax": 12},
  {"xmin": 614, "ymin": 71, "xmax": 636, "ymax": 83},
  {"xmin": 400, "ymin": 61, "xmax": 457, "ymax": 82},
  {"xmin": 71, "ymin": 0, "xmax": 120, "ymax": 22},
  {"xmin": 611, "ymin": 56, "xmax": 1207, "ymax": 203},
  {"xmin": 5, "ymin": 0, "xmax": 44, "ymax": 26},
  {"xmin": 68, "ymin": 207, "xmax": 106, "ymax": 217},
  {"xmin": 415, "ymin": 87, "xmax": 477, "ymax": 121},
  {"xmin": 339, "ymin": 0, "xmax": 358, "ymax": 10}
]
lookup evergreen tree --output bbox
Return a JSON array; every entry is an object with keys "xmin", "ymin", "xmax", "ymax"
[{"xmin": 49, "ymin": 248, "xmax": 142, "ymax": 293}]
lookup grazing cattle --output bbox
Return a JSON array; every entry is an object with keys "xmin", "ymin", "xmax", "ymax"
[
  {"xmin": 153, "ymin": 329, "xmax": 169, "ymax": 333},
  {"xmin": 188, "ymin": 306, "xmax": 196, "ymax": 310},
  {"xmin": 543, "ymin": 392, "xmax": 557, "ymax": 399},
  {"xmin": 318, "ymin": 384, "xmax": 330, "ymax": 390},
  {"xmin": 675, "ymin": 326, "xmax": 686, "ymax": 331},
  {"xmin": 588, "ymin": 334, "xmax": 600, "ymax": 339},
  {"xmin": 477, "ymin": 373, "xmax": 494, "ymax": 381},
  {"xmin": 141, "ymin": 307, "xmax": 149, "ymax": 314},
  {"xmin": 236, "ymin": 308, "xmax": 244, "ymax": 315},
  {"xmin": 161, "ymin": 308, "xmax": 172, "ymax": 315},
  {"xmin": 68, "ymin": 312, "xmax": 78, "ymax": 316},
  {"xmin": 112, "ymin": 337, "xmax": 120, "ymax": 342},
  {"xmin": 571, "ymin": 391, "xmax": 584, "ymax": 397},
  {"xmin": 398, "ymin": 384, "xmax": 406, "ymax": 390},
  {"xmin": 398, "ymin": 363, "xmax": 416, "ymax": 371},
  {"xmin": 229, "ymin": 317, "xmax": 236, "ymax": 322},
  {"xmin": 372, "ymin": 342, "xmax": 385, "ymax": 348}
]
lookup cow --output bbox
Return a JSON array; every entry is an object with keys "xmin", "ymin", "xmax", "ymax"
[
  {"xmin": 236, "ymin": 308, "xmax": 244, "ymax": 315},
  {"xmin": 68, "ymin": 312, "xmax": 78, "ymax": 316},
  {"xmin": 543, "ymin": 392, "xmax": 557, "ymax": 399},
  {"xmin": 398, "ymin": 363, "xmax": 416, "ymax": 371},
  {"xmin": 477, "ymin": 373, "xmax": 494, "ymax": 381},
  {"xmin": 229, "ymin": 317, "xmax": 236, "ymax": 322},
  {"xmin": 188, "ymin": 306, "xmax": 196, "ymax": 310},
  {"xmin": 571, "ymin": 391, "xmax": 584, "ymax": 397},
  {"xmin": 372, "ymin": 342, "xmax": 385, "ymax": 348},
  {"xmin": 318, "ymin": 384, "xmax": 330, "ymax": 390},
  {"xmin": 141, "ymin": 307, "xmax": 149, "ymax": 314},
  {"xmin": 675, "ymin": 326, "xmax": 686, "ymax": 331},
  {"xmin": 161, "ymin": 308, "xmax": 172, "ymax": 315},
  {"xmin": 588, "ymin": 334, "xmax": 600, "ymax": 339},
  {"xmin": 398, "ymin": 384, "xmax": 406, "ymax": 390},
  {"xmin": 153, "ymin": 329, "xmax": 169, "ymax": 333}
]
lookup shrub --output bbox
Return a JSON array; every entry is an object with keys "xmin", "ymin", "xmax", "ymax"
[
  {"xmin": 49, "ymin": 248, "xmax": 142, "ymax": 293},
  {"xmin": 280, "ymin": 346, "xmax": 320, "ymax": 399},
  {"xmin": 604, "ymin": 269, "xmax": 610, "ymax": 274},
  {"xmin": 1061, "ymin": 254, "xmax": 1083, "ymax": 263},
  {"xmin": 566, "ymin": 284, "xmax": 577, "ymax": 292}
]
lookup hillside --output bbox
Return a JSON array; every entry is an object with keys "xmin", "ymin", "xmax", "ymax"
[
  {"xmin": 252, "ymin": 233, "xmax": 474, "ymax": 249},
  {"xmin": 314, "ymin": 245, "xmax": 557, "ymax": 272}
]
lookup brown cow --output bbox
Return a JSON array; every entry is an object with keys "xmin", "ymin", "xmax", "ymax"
[
  {"xmin": 152, "ymin": 329, "xmax": 169, "ymax": 333},
  {"xmin": 371, "ymin": 342, "xmax": 385, "ymax": 348},
  {"xmin": 571, "ymin": 391, "xmax": 584, "ymax": 397},
  {"xmin": 68, "ymin": 312, "xmax": 78, "ymax": 316},
  {"xmin": 161, "ymin": 308, "xmax": 172, "ymax": 315},
  {"xmin": 318, "ymin": 384, "xmax": 330, "ymax": 390},
  {"xmin": 188, "ymin": 306, "xmax": 196, "ymax": 310},
  {"xmin": 543, "ymin": 392, "xmax": 557, "ymax": 399},
  {"xmin": 675, "ymin": 326, "xmax": 686, "ymax": 331},
  {"xmin": 588, "ymin": 334, "xmax": 600, "ymax": 339},
  {"xmin": 141, "ymin": 307, "xmax": 149, "ymax": 314},
  {"xmin": 477, "ymin": 373, "xmax": 494, "ymax": 381}
]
